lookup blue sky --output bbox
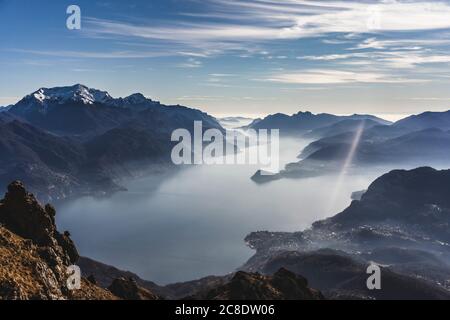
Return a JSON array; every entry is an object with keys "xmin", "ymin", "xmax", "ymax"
[{"xmin": 1, "ymin": 0, "xmax": 450, "ymax": 119}]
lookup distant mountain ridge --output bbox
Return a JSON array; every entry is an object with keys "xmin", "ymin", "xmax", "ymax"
[
  {"xmin": 302, "ymin": 118, "xmax": 384, "ymax": 140},
  {"xmin": 8, "ymin": 84, "xmax": 222, "ymax": 138},
  {"xmin": 12, "ymin": 84, "xmax": 164, "ymax": 113},
  {"xmin": 394, "ymin": 110, "xmax": 450, "ymax": 131},
  {"xmin": 1, "ymin": 84, "xmax": 224, "ymax": 201},
  {"xmin": 252, "ymin": 109, "xmax": 450, "ymax": 183},
  {"xmin": 245, "ymin": 111, "xmax": 391, "ymax": 134}
]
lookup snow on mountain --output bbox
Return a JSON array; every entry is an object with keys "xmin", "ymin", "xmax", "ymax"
[
  {"xmin": 9, "ymin": 84, "xmax": 159, "ymax": 115},
  {"xmin": 29, "ymin": 84, "xmax": 113, "ymax": 106}
]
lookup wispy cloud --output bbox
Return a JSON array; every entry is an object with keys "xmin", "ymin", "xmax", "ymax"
[
  {"xmin": 264, "ymin": 69, "xmax": 427, "ymax": 84},
  {"xmin": 176, "ymin": 95, "xmax": 276, "ymax": 102},
  {"xmin": 380, "ymin": 52, "xmax": 450, "ymax": 69},
  {"xmin": 177, "ymin": 58, "xmax": 203, "ymax": 68},
  {"xmin": 10, "ymin": 48, "xmax": 171, "ymax": 59},
  {"xmin": 298, "ymin": 41, "xmax": 450, "ymax": 70},
  {"xmin": 13, "ymin": 1, "xmax": 450, "ymax": 67},
  {"xmin": 408, "ymin": 97, "xmax": 450, "ymax": 101},
  {"xmin": 350, "ymin": 37, "xmax": 450, "ymax": 50},
  {"xmin": 209, "ymin": 73, "xmax": 236, "ymax": 77},
  {"xmin": 84, "ymin": 1, "xmax": 450, "ymax": 50},
  {"xmin": 297, "ymin": 53, "xmax": 372, "ymax": 61},
  {"xmin": 176, "ymin": 95, "xmax": 224, "ymax": 101}
]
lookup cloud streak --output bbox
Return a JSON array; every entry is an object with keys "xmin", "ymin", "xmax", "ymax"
[
  {"xmin": 264, "ymin": 69, "xmax": 428, "ymax": 84},
  {"xmin": 85, "ymin": 1, "xmax": 450, "ymax": 47}
]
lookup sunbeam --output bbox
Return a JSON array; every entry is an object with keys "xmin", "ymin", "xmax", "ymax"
[{"xmin": 327, "ymin": 121, "xmax": 365, "ymax": 212}]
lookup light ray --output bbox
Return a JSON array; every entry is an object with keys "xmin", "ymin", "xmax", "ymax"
[{"xmin": 327, "ymin": 121, "xmax": 365, "ymax": 212}]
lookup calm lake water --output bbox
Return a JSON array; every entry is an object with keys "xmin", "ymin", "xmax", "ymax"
[{"xmin": 57, "ymin": 137, "xmax": 382, "ymax": 285}]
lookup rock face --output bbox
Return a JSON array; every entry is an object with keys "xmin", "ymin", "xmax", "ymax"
[
  {"xmin": 0, "ymin": 181, "xmax": 79, "ymax": 264},
  {"xmin": 0, "ymin": 181, "xmax": 162, "ymax": 300},
  {"xmin": 191, "ymin": 268, "xmax": 324, "ymax": 300},
  {"xmin": 0, "ymin": 225, "xmax": 117, "ymax": 300},
  {"xmin": 0, "ymin": 181, "xmax": 116, "ymax": 300},
  {"xmin": 108, "ymin": 277, "xmax": 159, "ymax": 300}
]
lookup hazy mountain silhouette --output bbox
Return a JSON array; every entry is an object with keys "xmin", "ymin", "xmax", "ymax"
[
  {"xmin": 252, "ymin": 110, "xmax": 450, "ymax": 183},
  {"xmin": 1, "ymin": 84, "xmax": 224, "ymax": 201},
  {"xmin": 394, "ymin": 110, "xmax": 450, "ymax": 131},
  {"xmin": 303, "ymin": 119, "xmax": 389, "ymax": 140},
  {"xmin": 245, "ymin": 111, "xmax": 390, "ymax": 135}
]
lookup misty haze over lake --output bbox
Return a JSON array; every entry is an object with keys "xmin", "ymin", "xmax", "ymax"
[{"xmin": 57, "ymin": 137, "xmax": 387, "ymax": 284}]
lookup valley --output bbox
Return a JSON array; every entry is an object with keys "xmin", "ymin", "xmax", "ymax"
[{"xmin": 2, "ymin": 84, "xmax": 450, "ymax": 299}]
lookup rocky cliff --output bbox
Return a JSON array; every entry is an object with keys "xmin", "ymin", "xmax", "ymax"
[{"xmin": 0, "ymin": 181, "xmax": 155, "ymax": 300}]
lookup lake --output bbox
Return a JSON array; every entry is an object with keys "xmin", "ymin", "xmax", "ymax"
[{"xmin": 57, "ymin": 137, "xmax": 382, "ymax": 284}]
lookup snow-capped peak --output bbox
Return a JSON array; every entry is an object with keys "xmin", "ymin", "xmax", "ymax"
[
  {"xmin": 12, "ymin": 84, "xmax": 157, "ymax": 115},
  {"xmin": 30, "ymin": 84, "xmax": 113, "ymax": 106}
]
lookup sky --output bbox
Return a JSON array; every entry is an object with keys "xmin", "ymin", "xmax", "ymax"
[{"xmin": 1, "ymin": 0, "xmax": 450, "ymax": 120}]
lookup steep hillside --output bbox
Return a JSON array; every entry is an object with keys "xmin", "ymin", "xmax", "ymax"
[{"xmin": 0, "ymin": 181, "xmax": 156, "ymax": 300}]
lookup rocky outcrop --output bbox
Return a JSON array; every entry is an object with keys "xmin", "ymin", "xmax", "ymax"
[
  {"xmin": 0, "ymin": 181, "xmax": 116, "ymax": 300},
  {"xmin": 0, "ymin": 224, "xmax": 117, "ymax": 300},
  {"xmin": 0, "ymin": 181, "xmax": 79, "ymax": 264},
  {"xmin": 190, "ymin": 268, "xmax": 324, "ymax": 300},
  {"xmin": 108, "ymin": 277, "xmax": 159, "ymax": 300}
]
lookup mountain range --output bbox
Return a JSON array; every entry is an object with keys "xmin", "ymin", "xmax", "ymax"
[
  {"xmin": 0, "ymin": 84, "xmax": 224, "ymax": 201},
  {"xmin": 8, "ymin": 84, "xmax": 222, "ymax": 138},
  {"xmin": 252, "ymin": 110, "xmax": 450, "ymax": 183},
  {"xmin": 244, "ymin": 111, "xmax": 391, "ymax": 135},
  {"xmin": 395, "ymin": 111, "xmax": 450, "ymax": 132}
]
